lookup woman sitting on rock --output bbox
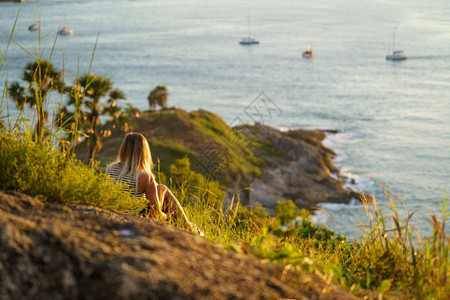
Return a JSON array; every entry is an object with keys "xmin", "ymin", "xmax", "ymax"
[{"xmin": 106, "ymin": 132, "xmax": 194, "ymax": 231}]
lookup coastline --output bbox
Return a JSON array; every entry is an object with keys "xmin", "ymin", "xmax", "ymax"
[
  {"xmin": 322, "ymin": 130, "xmax": 373, "ymax": 193},
  {"xmin": 234, "ymin": 123, "xmax": 366, "ymax": 213}
]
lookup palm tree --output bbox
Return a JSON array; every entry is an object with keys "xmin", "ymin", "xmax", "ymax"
[
  {"xmin": 147, "ymin": 85, "xmax": 168, "ymax": 110},
  {"xmin": 8, "ymin": 82, "xmax": 26, "ymax": 111},
  {"xmin": 8, "ymin": 60, "xmax": 65, "ymax": 141},
  {"xmin": 66, "ymin": 73, "xmax": 127, "ymax": 166}
]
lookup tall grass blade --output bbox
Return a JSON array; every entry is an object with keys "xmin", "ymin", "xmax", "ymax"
[
  {"xmin": 0, "ymin": 4, "xmax": 22, "ymax": 71},
  {"xmin": 88, "ymin": 29, "xmax": 101, "ymax": 74}
]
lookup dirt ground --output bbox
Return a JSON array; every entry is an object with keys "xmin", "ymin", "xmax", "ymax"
[{"xmin": 0, "ymin": 191, "xmax": 358, "ymax": 299}]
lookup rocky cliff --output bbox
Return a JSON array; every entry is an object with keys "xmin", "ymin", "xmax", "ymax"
[{"xmin": 239, "ymin": 124, "xmax": 362, "ymax": 211}]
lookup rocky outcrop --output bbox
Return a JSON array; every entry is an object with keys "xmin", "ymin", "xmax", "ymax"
[
  {"xmin": 238, "ymin": 124, "xmax": 362, "ymax": 211},
  {"xmin": 0, "ymin": 191, "xmax": 356, "ymax": 299}
]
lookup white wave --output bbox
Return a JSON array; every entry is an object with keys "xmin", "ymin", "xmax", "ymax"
[
  {"xmin": 323, "ymin": 130, "xmax": 374, "ymax": 193},
  {"xmin": 309, "ymin": 199, "xmax": 362, "ymax": 227},
  {"xmin": 332, "ymin": 153, "xmax": 349, "ymax": 166},
  {"xmin": 318, "ymin": 198, "xmax": 362, "ymax": 211},
  {"xmin": 329, "ymin": 172, "xmax": 340, "ymax": 180},
  {"xmin": 310, "ymin": 211, "xmax": 330, "ymax": 226},
  {"xmin": 340, "ymin": 166, "xmax": 374, "ymax": 192},
  {"xmin": 323, "ymin": 130, "xmax": 359, "ymax": 148},
  {"xmin": 323, "ymin": 131, "xmax": 355, "ymax": 167},
  {"xmin": 276, "ymin": 126, "xmax": 290, "ymax": 132}
]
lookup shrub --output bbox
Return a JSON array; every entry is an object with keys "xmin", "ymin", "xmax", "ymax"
[
  {"xmin": 169, "ymin": 156, "xmax": 225, "ymax": 209},
  {"xmin": 0, "ymin": 132, "xmax": 147, "ymax": 214}
]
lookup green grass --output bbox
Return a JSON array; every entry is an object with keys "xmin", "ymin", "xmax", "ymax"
[{"xmin": 179, "ymin": 190, "xmax": 449, "ymax": 299}]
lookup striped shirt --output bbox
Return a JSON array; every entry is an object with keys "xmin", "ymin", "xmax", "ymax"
[{"xmin": 106, "ymin": 163, "xmax": 144, "ymax": 198}]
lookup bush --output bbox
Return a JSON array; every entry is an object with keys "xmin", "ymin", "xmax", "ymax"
[
  {"xmin": 0, "ymin": 132, "xmax": 147, "ymax": 214},
  {"xmin": 169, "ymin": 156, "xmax": 225, "ymax": 209}
]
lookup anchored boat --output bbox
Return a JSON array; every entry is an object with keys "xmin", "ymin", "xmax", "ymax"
[{"xmin": 386, "ymin": 29, "xmax": 406, "ymax": 61}]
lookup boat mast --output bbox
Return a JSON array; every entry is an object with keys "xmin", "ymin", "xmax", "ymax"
[
  {"xmin": 307, "ymin": 29, "xmax": 312, "ymax": 51},
  {"xmin": 64, "ymin": 11, "xmax": 67, "ymax": 28},
  {"xmin": 392, "ymin": 28, "xmax": 397, "ymax": 51},
  {"xmin": 247, "ymin": 16, "xmax": 251, "ymax": 38}
]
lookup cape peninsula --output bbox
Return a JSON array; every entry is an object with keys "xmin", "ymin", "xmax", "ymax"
[{"xmin": 76, "ymin": 108, "xmax": 363, "ymax": 213}]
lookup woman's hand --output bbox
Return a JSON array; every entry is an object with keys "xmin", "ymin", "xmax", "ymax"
[
  {"xmin": 146, "ymin": 208, "xmax": 168, "ymax": 221},
  {"xmin": 155, "ymin": 211, "xmax": 168, "ymax": 222}
]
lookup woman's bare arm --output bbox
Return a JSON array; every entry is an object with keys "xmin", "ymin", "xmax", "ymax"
[{"xmin": 138, "ymin": 172, "xmax": 164, "ymax": 217}]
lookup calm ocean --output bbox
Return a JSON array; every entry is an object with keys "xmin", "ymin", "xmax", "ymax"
[{"xmin": 1, "ymin": 0, "xmax": 449, "ymax": 239}]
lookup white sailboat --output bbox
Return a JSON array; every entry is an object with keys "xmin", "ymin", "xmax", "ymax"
[
  {"xmin": 28, "ymin": 24, "xmax": 41, "ymax": 31},
  {"xmin": 386, "ymin": 29, "xmax": 406, "ymax": 61},
  {"xmin": 239, "ymin": 17, "xmax": 259, "ymax": 45},
  {"xmin": 59, "ymin": 26, "xmax": 73, "ymax": 35},
  {"xmin": 58, "ymin": 13, "xmax": 73, "ymax": 35},
  {"xmin": 302, "ymin": 31, "xmax": 315, "ymax": 58}
]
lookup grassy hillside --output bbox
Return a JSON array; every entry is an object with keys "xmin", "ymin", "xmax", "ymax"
[
  {"xmin": 2, "ymin": 112, "xmax": 449, "ymax": 299},
  {"xmin": 77, "ymin": 109, "xmax": 262, "ymax": 186}
]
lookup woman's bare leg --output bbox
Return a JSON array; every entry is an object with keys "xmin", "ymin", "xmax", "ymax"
[{"xmin": 157, "ymin": 184, "xmax": 192, "ymax": 229}]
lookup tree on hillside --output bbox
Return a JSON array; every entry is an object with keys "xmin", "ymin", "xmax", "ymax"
[
  {"xmin": 64, "ymin": 73, "xmax": 129, "ymax": 166},
  {"xmin": 147, "ymin": 85, "xmax": 168, "ymax": 110},
  {"xmin": 8, "ymin": 60, "xmax": 65, "ymax": 141}
]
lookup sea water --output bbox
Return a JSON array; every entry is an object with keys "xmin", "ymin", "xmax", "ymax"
[{"xmin": 1, "ymin": 0, "xmax": 449, "ymax": 239}]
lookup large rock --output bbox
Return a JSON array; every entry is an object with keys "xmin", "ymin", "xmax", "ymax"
[
  {"xmin": 0, "ymin": 191, "xmax": 356, "ymax": 299},
  {"xmin": 239, "ymin": 124, "xmax": 362, "ymax": 211}
]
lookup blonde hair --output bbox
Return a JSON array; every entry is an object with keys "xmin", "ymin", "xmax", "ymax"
[{"xmin": 107, "ymin": 132, "xmax": 153, "ymax": 192}]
